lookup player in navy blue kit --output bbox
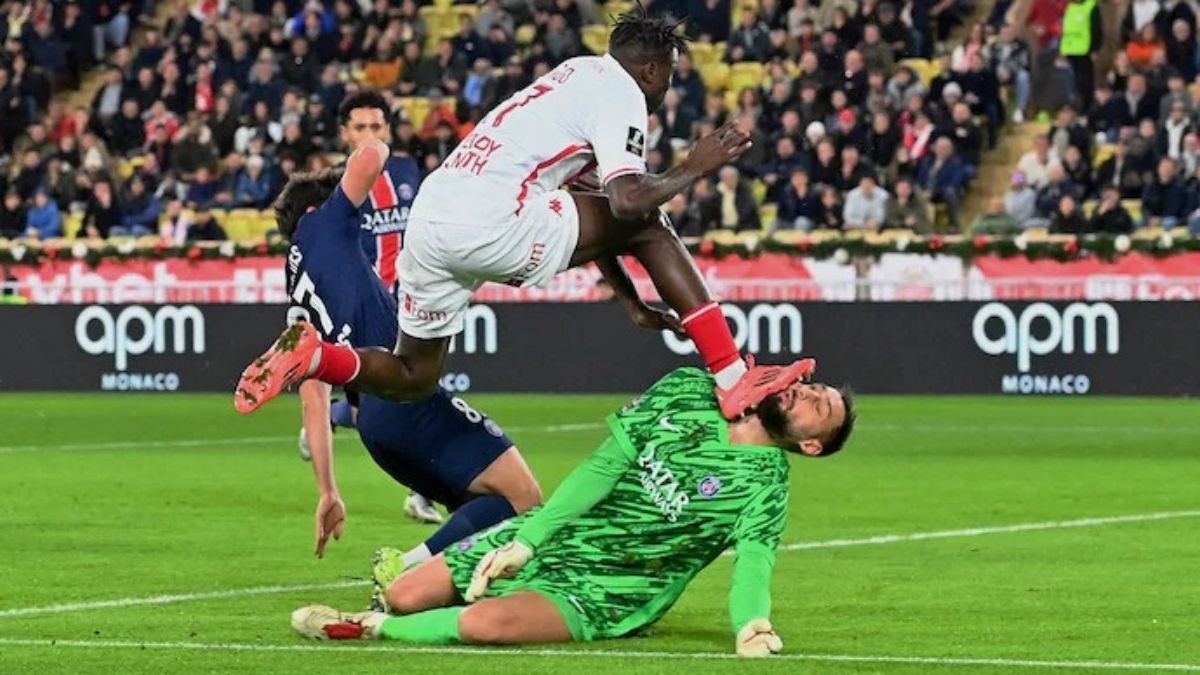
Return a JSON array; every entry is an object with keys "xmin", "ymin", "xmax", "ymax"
[
  {"xmin": 278, "ymin": 136, "xmax": 543, "ymax": 580},
  {"xmin": 296, "ymin": 92, "xmax": 442, "ymax": 525}
]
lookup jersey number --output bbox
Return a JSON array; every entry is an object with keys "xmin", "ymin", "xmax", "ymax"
[
  {"xmin": 451, "ymin": 397, "xmax": 484, "ymax": 423},
  {"xmin": 489, "ymin": 64, "xmax": 574, "ymax": 128},
  {"xmin": 287, "ymin": 272, "xmax": 335, "ymax": 335}
]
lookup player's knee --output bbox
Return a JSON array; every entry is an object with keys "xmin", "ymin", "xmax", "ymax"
[
  {"xmin": 458, "ymin": 604, "xmax": 518, "ymax": 644},
  {"xmin": 385, "ymin": 579, "xmax": 425, "ymax": 615},
  {"xmin": 508, "ymin": 479, "xmax": 543, "ymax": 514}
]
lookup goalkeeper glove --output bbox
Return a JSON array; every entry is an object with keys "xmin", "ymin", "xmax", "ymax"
[
  {"xmin": 736, "ymin": 618, "xmax": 783, "ymax": 657},
  {"xmin": 464, "ymin": 540, "xmax": 534, "ymax": 603}
]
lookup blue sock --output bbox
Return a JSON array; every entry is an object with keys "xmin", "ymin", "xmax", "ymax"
[
  {"xmin": 423, "ymin": 495, "xmax": 516, "ymax": 555},
  {"xmin": 330, "ymin": 398, "xmax": 356, "ymax": 429}
]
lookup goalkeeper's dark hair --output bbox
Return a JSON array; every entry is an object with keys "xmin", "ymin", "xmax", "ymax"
[
  {"xmin": 608, "ymin": 5, "xmax": 689, "ymax": 63},
  {"xmin": 338, "ymin": 90, "xmax": 390, "ymax": 127},
  {"xmin": 817, "ymin": 387, "xmax": 856, "ymax": 457},
  {"xmin": 273, "ymin": 168, "xmax": 344, "ymax": 240}
]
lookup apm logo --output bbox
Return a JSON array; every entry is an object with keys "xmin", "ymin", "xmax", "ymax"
[
  {"xmin": 972, "ymin": 302, "xmax": 1119, "ymax": 394},
  {"xmin": 74, "ymin": 305, "xmax": 205, "ymax": 390},
  {"xmin": 663, "ymin": 304, "xmax": 802, "ymax": 355}
]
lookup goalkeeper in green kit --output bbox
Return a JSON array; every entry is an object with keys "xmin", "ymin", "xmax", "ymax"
[{"xmin": 291, "ymin": 364, "xmax": 855, "ymax": 657}]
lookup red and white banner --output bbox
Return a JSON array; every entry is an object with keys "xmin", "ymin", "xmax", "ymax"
[{"xmin": 6, "ymin": 253, "xmax": 1200, "ymax": 304}]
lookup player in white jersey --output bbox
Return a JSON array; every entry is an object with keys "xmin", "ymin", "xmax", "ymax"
[{"xmin": 236, "ymin": 9, "xmax": 813, "ymax": 423}]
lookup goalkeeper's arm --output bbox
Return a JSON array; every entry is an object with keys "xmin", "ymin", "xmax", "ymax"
[
  {"xmin": 512, "ymin": 435, "xmax": 630, "ymax": 551},
  {"xmin": 728, "ymin": 482, "xmax": 788, "ymax": 656}
]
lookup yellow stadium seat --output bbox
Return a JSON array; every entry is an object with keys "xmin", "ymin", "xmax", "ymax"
[
  {"xmin": 728, "ymin": 62, "xmax": 764, "ymax": 94},
  {"xmin": 603, "ymin": 1, "xmax": 633, "ymax": 18},
  {"xmin": 582, "ymin": 25, "xmax": 610, "ymax": 55},
  {"xmin": 434, "ymin": 0, "xmax": 453, "ymax": 7},
  {"xmin": 687, "ymin": 41, "xmax": 719, "ymax": 68},
  {"xmin": 759, "ymin": 202, "xmax": 778, "ymax": 224},
  {"xmin": 64, "ymin": 211, "xmax": 84, "ymax": 238},
  {"xmin": 247, "ymin": 212, "xmax": 277, "ymax": 239},
  {"xmin": 751, "ymin": 179, "xmax": 766, "ymax": 204},
  {"xmin": 515, "ymin": 24, "xmax": 537, "ymax": 45},
  {"xmin": 899, "ymin": 58, "xmax": 939, "ymax": 87},
  {"xmin": 449, "ymin": 4, "xmax": 478, "ymax": 22},
  {"xmin": 398, "ymin": 97, "xmax": 433, "ymax": 130},
  {"xmin": 1122, "ymin": 199, "xmax": 1144, "ymax": 223},
  {"xmin": 1093, "ymin": 144, "xmax": 1115, "ymax": 169},
  {"xmin": 699, "ymin": 61, "xmax": 729, "ymax": 90}
]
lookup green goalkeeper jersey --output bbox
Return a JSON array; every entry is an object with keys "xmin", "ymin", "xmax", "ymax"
[{"xmin": 508, "ymin": 367, "xmax": 790, "ymax": 638}]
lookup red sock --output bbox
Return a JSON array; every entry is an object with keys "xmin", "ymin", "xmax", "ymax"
[
  {"xmin": 312, "ymin": 342, "xmax": 361, "ymax": 385},
  {"xmin": 681, "ymin": 302, "xmax": 741, "ymax": 373}
]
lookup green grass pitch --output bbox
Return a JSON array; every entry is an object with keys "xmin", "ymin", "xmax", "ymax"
[{"xmin": 0, "ymin": 392, "xmax": 1197, "ymax": 674}]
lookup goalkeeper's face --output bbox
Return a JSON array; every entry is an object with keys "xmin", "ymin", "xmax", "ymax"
[{"xmin": 758, "ymin": 382, "xmax": 847, "ymax": 457}]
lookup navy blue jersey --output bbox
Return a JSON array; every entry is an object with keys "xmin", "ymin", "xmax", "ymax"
[
  {"xmin": 285, "ymin": 180, "xmax": 512, "ymax": 507},
  {"xmin": 358, "ymin": 155, "xmax": 420, "ymax": 296},
  {"xmin": 286, "ymin": 185, "xmax": 398, "ymax": 350}
]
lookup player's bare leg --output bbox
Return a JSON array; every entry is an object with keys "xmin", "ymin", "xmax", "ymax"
[
  {"xmin": 466, "ymin": 447, "xmax": 543, "ymax": 513},
  {"xmin": 569, "ymin": 193, "xmax": 814, "ymax": 417},
  {"xmin": 457, "ymin": 592, "xmax": 573, "ymax": 644},
  {"xmin": 385, "ymin": 554, "xmax": 462, "ymax": 614}
]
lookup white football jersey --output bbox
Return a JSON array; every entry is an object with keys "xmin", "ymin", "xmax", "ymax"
[{"xmin": 410, "ymin": 54, "xmax": 649, "ymax": 226}]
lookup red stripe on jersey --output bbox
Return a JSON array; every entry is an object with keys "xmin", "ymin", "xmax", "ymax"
[
  {"xmin": 602, "ymin": 166, "xmax": 644, "ymax": 185},
  {"xmin": 492, "ymin": 84, "xmax": 553, "ymax": 128},
  {"xmin": 376, "ymin": 232, "xmax": 401, "ymax": 286},
  {"xmin": 369, "ymin": 172, "xmax": 398, "ymax": 210},
  {"xmin": 514, "ymin": 144, "xmax": 591, "ymax": 215}
]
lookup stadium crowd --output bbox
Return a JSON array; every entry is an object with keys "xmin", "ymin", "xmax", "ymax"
[{"xmin": 8, "ymin": 0, "xmax": 1196, "ymax": 244}]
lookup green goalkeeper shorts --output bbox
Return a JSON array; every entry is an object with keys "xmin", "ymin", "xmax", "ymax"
[{"xmin": 444, "ymin": 520, "xmax": 640, "ymax": 642}]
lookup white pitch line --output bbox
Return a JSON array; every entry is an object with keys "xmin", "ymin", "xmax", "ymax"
[
  {"xmin": 774, "ymin": 510, "xmax": 1200, "ymax": 552},
  {"xmin": 0, "ymin": 638, "xmax": 1196, "ymax": 672},
  {"xmin": 3, "ymin": 510, "xmax": 1194, "ymax": 620},
  {"xmin": 0, "ymin": 423, "xmax": 606, "ymax": 455},
  {"xmin": 0, "ymin": 581, "xmax": 365, "ymax": 619}
]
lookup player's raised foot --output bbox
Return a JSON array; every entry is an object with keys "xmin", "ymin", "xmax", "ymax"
[
  {"xmin": 404, "ymin": 493, "xmax": 444, "ymax": 524},
  {"xmin": 234, "ymin": 322, "xmax": 321, "ymax": 414},
  {"xmin": 291, "ymin": 604, "xmax": 386, "ymax": 640},
  {"xmin": 369, "ymin": 546, "xmax": 407, "ymax": 611},
  {"xmin": 717, "ymin": 357, "xmax": 817, "ymax": 420}
]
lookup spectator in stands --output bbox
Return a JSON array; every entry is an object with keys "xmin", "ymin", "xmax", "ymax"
[
  {"xmin": 1142, "ymin": 156, "xmax": 1189, "ymax": 226},
  {"xmin": 945, "ymin": 102, "xmax": 983, "ymax": 169},
  {"xmin": 917, "ymin": 136, "xmax": 968, "ymax": 230},
  {"xmin": 1061, "ymin": 145, "xmax": 1094, "ymax": 199},
  {"xmin": 760, "ymin": 136, "xmax": 805, "ymax": 202},
  {"xmin": 106, "ymin": 98, "xmax": 144, "ymax": 157},
  {"xmin": 185, "ymin": 205, "xmax": 229, "ymax": 242},
  {"xmin": 1090, "ymin": 185, "xmax": 1136, "ymax": 234},
  {"xmin": 815, "ymin": 185, "xmax": 844, "ymax": 230},
  {"xmin": 1126, "ymin": 23, "xmax": 1165, "ymax": 70},
  {"xmin": 970, "ymin": 197, "xmax": 1021, "ymax": 235},
  {"xmin": 775, "ymin": 168, "xmax": 819, "ymax": 231},
  {"xmin": 1165, "ymin": 18, "xmax": 1198, "ymax": 80},
  {"xmin": 23, "ymin": 190, "xmax": 61, "ymax": 240},
  {"xmin": 0, "ymin": 191, "xmax": 25, "ymax": 239},
  {"xmin": 1050, "ymin": 194, "xmax": 1088, "ymax": 234},
  {"xmin": 1060, "ymin": 0, "xmax": 1104, "ymax": 110},
  {"xmin": 883, "ymin": 176, "xmax": 932, "ymax": 233},
  {"xmin": 714, "ymin": 165, "xmax": 760, "ymax": 232},
  {"xmin": 1034, "ymin": 163, "xmax": 1080, "ymax": 222},
  {"xmin": 90, "ymin": 67, "xmax": 124, "ymax": 122},
  {"xmin": 1016, "ymin": 135, "xmax": 1058, "ymax": 189},
  {"xmin": 842, "ymin": 174, "xmax": 889, "ymax": 231},
  {"xmin": 1159, "ymin": 101, "xmax": 1195, "ymax": 159},
  {"xmin": 81, "ymin": 178, "xmax": 120, "ymax": 239},
  {"xmin": 1048, "ymin": 104, "xmax": 1091, "ymax": 160},
  {"xmin": 987, "ymin": 24, "xmax": 1031, "ymax": 123},
  {"xmin": 1004, "ymin": 171, "xmax": 1038, "ymax": 228},
  {"xmin": 116, "ymin": 175, "xmax": 159, "ymax": 237}
]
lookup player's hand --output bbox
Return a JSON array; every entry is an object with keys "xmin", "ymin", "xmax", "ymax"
[
  {"xmin": 736, "ymin": 619, "xmax": 783, "ymax": 657},
  {"xmin": 314, "ymin": 492, "xmax": 346, "ymax": 558},
  {"xmin": 626, "ymin": 301, "xmax": 684, "ymax": 335},
  {"xmin": 464, "ymin": 540, "xmax": 534, "ymax": 602},
  {"xmin": 685, "ymin": 120, "xmax": 753, "ymax": 176}
]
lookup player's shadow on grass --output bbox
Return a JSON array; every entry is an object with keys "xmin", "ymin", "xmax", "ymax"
[{"xmin": 641, "ymin": 626, "xmax": 729, "ymax": 645}]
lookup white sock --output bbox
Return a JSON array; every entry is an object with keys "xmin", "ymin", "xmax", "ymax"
[
  {"xmin": 306, "ymin": 347, "xmax": 322, "ymax": 377},
  {"xmin": 402, "ymin": 543, "xmax": 431, "ymax": 569},
  {"xmin": 713, "ymin": 359, "xmax": 748, "ymax": 390}
]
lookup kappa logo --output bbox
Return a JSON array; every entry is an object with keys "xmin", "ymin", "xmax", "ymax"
[
  {"xmin": 626, "ymin": 126, "xmax": 645, "ymax": 156},
  {"xmin": 548, "ymin": 198, "xmax": 564, "ymax": 216},
  {"xmin": 698, "ymin": 476, "xmax": 722, "ymax": 499}
]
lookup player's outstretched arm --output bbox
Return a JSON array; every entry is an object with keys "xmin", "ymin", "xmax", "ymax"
[
  {"xmin": 299, "ymin": 379, "xmax": 345, "ymax": 558},
  {"xmin": 341, "ymin": 141, "xmax": 389, "ymax": 207},
  {"xmin": 605, "ymin": 121, "xmax": 751, "ymax": 220},
  {"xmin": 729, "ymin": 482, "xmax": 788, "ymax": 655},
  {"xmin": 464, "ymin": 437, "xmax": 632, "ymax": 601}
]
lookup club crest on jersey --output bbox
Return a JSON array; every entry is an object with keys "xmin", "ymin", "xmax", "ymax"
[
  {"xmin": 626, "ymin": 127, "xmax": 645, "ymax": 156},
  {"xmin": 398, "ymin": 183, "xmax": 414, "ymax": 201},
  {"xmin": 457, "ymin": 536, "xmax": 476, "ymax": 552},
  {"xmin": 697, "ymin": 476, "xmax": 722, "ymax": 498}
]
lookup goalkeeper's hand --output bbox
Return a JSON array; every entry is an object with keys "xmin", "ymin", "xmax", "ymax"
[
  {"xmin": 463, "ymin": 540, "xmax": 534, "ymax": 603},
  {"xmin": 736, "ymin": 618, "xmax": 783, "ymax": 657}
]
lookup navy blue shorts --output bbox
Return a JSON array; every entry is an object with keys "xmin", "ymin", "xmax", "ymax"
[{"xmin": 354, "ymin": 388, "xmax": 513, "ymax": 510}]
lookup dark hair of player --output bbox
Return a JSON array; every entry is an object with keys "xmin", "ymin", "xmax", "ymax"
[
  {"xmin": 273, "ymin": 168, "xmax": 344, "ymax": 240},
  {"xmin": 337, "ymin": 90, "xmax": 390, "ymax": 127},
  {"xmin": 608, "ymin": 5, "xmax": 689, "ymax": 63},
  {"xmin": 817, "ymin": 388, "xmax": 856, "ymax": 457}
]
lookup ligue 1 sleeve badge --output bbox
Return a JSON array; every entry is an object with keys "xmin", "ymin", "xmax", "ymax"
[{"xmin": 697, "ymin": 476, "xmax": 722, "ymax": 499}]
